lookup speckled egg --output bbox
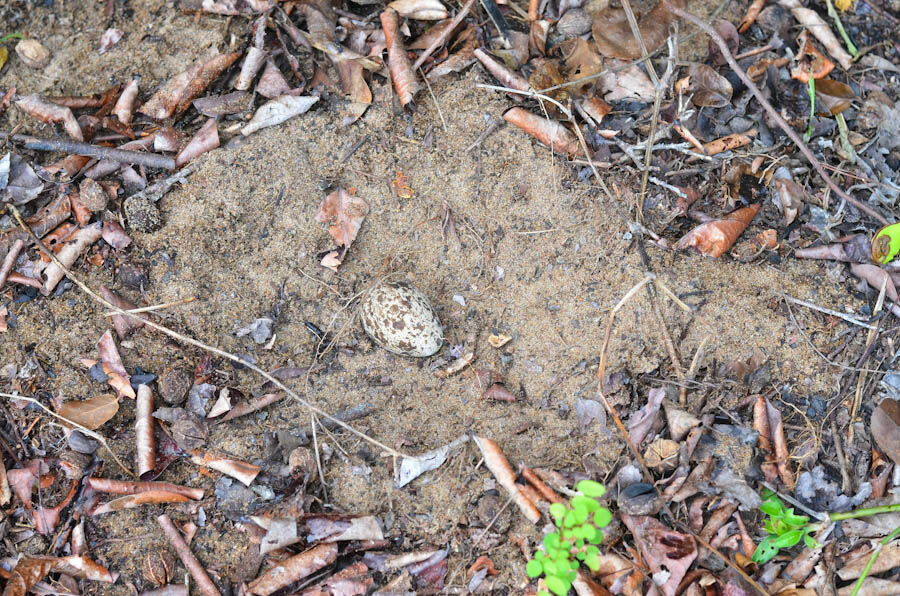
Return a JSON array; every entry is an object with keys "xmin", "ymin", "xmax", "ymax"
[{"xmin": 359, "ymin": 282, "xmax": 443, "ymax": 357}]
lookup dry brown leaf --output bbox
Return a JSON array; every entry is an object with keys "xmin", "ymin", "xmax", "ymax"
[
  {"xmin": 676, "ymin": 203, "xmax": 760, "ymax": 258},
  {"xmin": 57, "ymin": 394, "xmax": 119, "ymax": 430},
  {"xmin": 686, "ymin": 63, "xmax": 733, "ymax": 108},
  {"xmin": 791, "ymin": 30, "xmax": 835, "ymax": 82},
  {"xmin": 589, "ymin": 0, "xmax": 684, "ymax": 60},
  {"xmin": 256, "ymin": 60, "xmax": 292, "ymax": 99},
  {"xmin": 773, "ymin": 168, "xmax": 807, "ymax": 226},
  {"xmin": 815, "ymin": 78, "xmax": 855, "ymax": 115},
  {"xmin": 15, "ymin": 95, "xmax": 84, "ymax": 141},
  {"xmin": 707, "ymin": 20, "xmax": 738, "ymax": 66},
  {"xmin": 851, "ymin": 263, "xmax": 898, "ymax": 302},
  {"xmin": 503, "ymin": 107, "xmax": 581, "ymax": 157},
  {"xmin": 473, "ymin": 48, "xmax": 532, "ymax": 94},
  {"xmin": 873, "ymin": 399, "xmax": 900, "ymax": 466},
  {"xmin": 559, "ymin": 38, "xmax": 605, "ymax": 94},
  {"xmin": 96, "ymin": 329, "xmax": 135, "ymax": 399},
  {"xmin": 41, "ymin": 223, "xmax": 102, "ymax": 295},
  {"xmin": 599, "ymin": 58, "xmax": 655, "ymax": 101},
  {"xmin": 315, "ymin": 188, "xmax": 369, "ymax": 252},
  {"xmin": 382, "ymin": 8, "xmax": 421, "ymax": 109}
]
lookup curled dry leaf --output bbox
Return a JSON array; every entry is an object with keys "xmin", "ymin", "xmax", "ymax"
[
  {"xmin": 503, "ymin": 107, "xmax": 581, "ymax": 157},
  {"xmin": 382, "ymin": 8, "xmax": 421, "ymax": 109},
  {"xmin": 96, "ymin": 328, "xmax": 135, "ymax": 399},
  {"xmin": 676, "ymin": 204, "xmax": 760, "ymax": 258},
  {"xmin": 57, "ymin": 394, "xmax": 119, "ymax": 431},
  {"xmin": 241, "ymin": 95, "xmax": 318, "ymax": 135},
  {"xmin": 388, "ymin": 0, "xmax": 448, "ymax": 19},
  {"xmin": 193, "ymin": 91, "xmax": 252, "ymax": 116},
  {"xmin": 702, "ymin": 129, "xmax": 756, "ymax": 155},
  {"xmin": 256, "ymin": 60, "xmax": 292, "ymax": 99},
  {"xmin": 102, "ymin": 221, "xmax": 132, "ymax": 250},
  {"xmin": 175, "ymin": 118, "xmax": 219, "ymax": 167},
  {"xmin": 139, "ymin": 49, "xmax": 241, "ymax": 120},
  {"xmin": 473, "ymin": 48, "xmax": 532, "ymax": 94},
  {"xmin": 113, "ymin": 76, "xmax": 140, "ymax": 125},
  {"xmin": 315, "ymin": 187, "xmax": 369, "ymax": 250},
  {"xmin": 686, "ymin": 63, "xmax": 733, "ymax": 108},
  {"xmin": 100, "ymin": 287, "xmax": 144, "ymax": 339},
  {"xmin": 600, "ymin": 58, "xmax": 655, "ymax": 101},
  {"xmin": 249, "ymin": 543, "xmax": 339, "ymax": 596},
  {"xmin": 589, "ymin": 0, "xmax": 685, "ymax": 60},
  {"xmin": 16, "ymin": 95, "xmax": 84, "ymax": 141},
  {"xmin": 779, "ymin": 0, "xmax": 853, "ymax": 70},
  {"xmin": 42, "ymin": 223, "xmax": 102, "ymax": 294},
  {"xmin": 472, "ymin": 436, "xmax": 541, "ymax": 523}
]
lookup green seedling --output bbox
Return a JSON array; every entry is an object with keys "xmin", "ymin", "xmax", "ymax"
[
  {"xmin": 753, "ymin": 487, "xmax": 900, "ymax": 596},
  {"xmin": 0, "ymin": 33, "xmax": 25, "ymax": 44},
  {"xmin": 526, "ymin": 480, "xmax": 611, "ymax": 596},
  {"xmin": 752, "ymin": 489, "xmax": 819, "ymax": 564}
]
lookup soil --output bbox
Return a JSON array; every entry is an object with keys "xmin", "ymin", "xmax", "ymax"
[{"xmin": 0, "ymin": 0, "xmax": 887, "ymax": 593}]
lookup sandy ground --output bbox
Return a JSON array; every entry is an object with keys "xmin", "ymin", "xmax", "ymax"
[{"xmin": 0, "ymin": 0, "xmax": 874, "ymax": 592}]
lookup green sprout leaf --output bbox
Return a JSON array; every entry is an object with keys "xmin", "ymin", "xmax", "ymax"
[
  {"xmin": 549, "ymin": 503, "xmax": 566, "ymax": 525},
  {"xmin": 772, "ymin": 528, "xmax": 804, "ymax": 549},
  {"xmin": 546, "ymin": 576, "xmax": 569, "ymax": 596},
  {"xmin": 577, "ymin": 480, "xmax": 606, "ymax": 498},
  {"xmin": 526, "ymin": 560, "xmax": 544, "ymax": 578},
  {"xmin": 593, "ymin": 508, "xmax": 612, "ymax": 528},
  {"xmin": 753, "ymin": 537, "xmax": 779, "ymax": 564}
]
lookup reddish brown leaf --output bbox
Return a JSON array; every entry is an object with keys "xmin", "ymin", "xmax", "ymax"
[
  {"xmin": 873, "ymin": 399, "xmax": 900, "ymax": 466},
  {"xmin": 314, "ymin": 188, "xmax": 369, "ymax": 249},
  {"xmin": 140, "ymin": 49, "xmax": 240, "ymax": 120},
  {"xmin": 620, "ymin": 515, "xmax": 696, "ymax": 596},
  {"xmin": 381, "ymin": 8, "xmax": 421, "ymax": 109},
  {"xmin": 175, "ymin": 118, "xmax": 219, "ymax": 167},
  {"xmin": 675, "ymin": 203, "xmax": 760, "ymax": 258},
  {"xmin": 15, "ymin": 95, "xmax": 84, "ymax": 141}
]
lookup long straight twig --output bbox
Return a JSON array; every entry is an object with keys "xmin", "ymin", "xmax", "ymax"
[
  {"xmin": 7, "ymin": 206, "xmax": 406, "ymax": 459},
  {"xmin": 0, "ymin": 132, "xmax": 176, "ymax": 170},
  {"xmin": 663, "ymin": 3, "xmax": 888, "ymax": 226}
]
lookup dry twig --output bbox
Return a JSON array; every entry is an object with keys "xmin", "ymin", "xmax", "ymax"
[{"xmin": 0, "ymin": 132, "xmax": 175, "ymax": 170}]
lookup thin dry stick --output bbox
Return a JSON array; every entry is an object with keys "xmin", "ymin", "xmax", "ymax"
[
  {"xmin": 157, "ymin": 514, "xmax": 221, "ymax": 596},
  {"xmin": 780, "ymin": 293, "xmax": 875, "ymax": 330},
  {"xmin": 411, "ymin": 0, "xmax": 477, "ymax": 71},
  {"xmin": 648, "ymin": 286, "xmax": 686, "ymax": 397},
  {"xmin": 1, "ymin": 393, "xmax": 133, "ymax": 476},
  {"xmin": 476, "ymin": 84, "xmax": 572, "ymax": 120},
  {"xmin": 7, "ymin": 206, "xmax": 406, "ymax": 459},
  {"xmin": 0, "ymin": 238, "xmax": 24, "ymax": 288},
  {"xmin": 679, "ymin": 334, "xmax": 710, "ymax": 405},
  {"xmin": 102, "ymin": 297, "xmax": 195, "ymax": 317},
  {"xmin": 0, "ymin": 132, "xmax": 176, "ymax": 170},
  {"xmin": 849, "ymin": 278, "xmax": 887, "ymax": 441},
  {"xmin": 310, "ymin": 413, "xmax": 327, "ymax": 502},
  {"xmin": 419, "ymin": 67, "xmax": 448, "ymax": 132},
  {"xmin": 664, "ymin": 2, "xmax": 889, "ymax": 226}
]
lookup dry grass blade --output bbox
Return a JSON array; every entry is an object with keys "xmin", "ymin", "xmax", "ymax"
[
  {"xmin": 7, "ymin": 206, "xmax": 406, "ymax": 459},
  {"xmin": 1, "ymin": 393, "xmax": 134, "ymax": 476}
]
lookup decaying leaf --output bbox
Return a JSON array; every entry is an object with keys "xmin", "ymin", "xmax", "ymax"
[
  {"xmin": 599, "ymin": 58, "xmax": 655, "ymax": 101},
  {"xmin": 96, "ymin": 329, "xmax": 135, "ymax": 399},
  {"xmin": 790, "ymin": 31, "xmax": 835, "ymax": 82},
  {"xmin": 15, "ymin": 95, "xmax": 84, "ymax": 141},
  {"xmin": 57, "ymin": 394, "xmax": 119, "ymax": 430},
  {"xmin": 315, "ymin": 187, "xmax": 370, "ymax": 250},
  {"xmin": 851, "ymin": 263, "xmax": 898, "ymax": 302},
  {"xmin": 99, "ymin": 28, "xmax": 124, "ymax": 54},
  {"xmin": 388, "ymin": 0, "xmax": 448, "ymax": 20},
  {"xmin": 676, "ymin": 203, "xmax": 761, "ymax": 258},
  {"xmin": 193, "ymin": 91, "xmax": 253, "ymax": 116},
  {"xmin": 256, "ymin": 60, "xmax": 292, "ymax": 99},
  {"xmin": 42, "ymin": 223, "xmax": 102, "ymax": 295},
  {"xmin": 589, "ymin": 0, "xmax": 684, "ymax": 60},
  {"xmin": 241, "ymin": 95, "xmax": 318, "ymax": 135},
  {"xmin": 628, "ymin": 386, "xmax": 665, "ymax": 448},
  {"xmin": 621, "ymin": 514, "xmax": 696, "ymax": 596}
]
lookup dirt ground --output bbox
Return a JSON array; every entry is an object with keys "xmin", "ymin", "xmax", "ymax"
[{"xmin": 0, "ymin": 0, "xmax": 879, "ymax": 592}]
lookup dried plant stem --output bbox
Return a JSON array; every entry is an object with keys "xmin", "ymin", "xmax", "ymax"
[
  {"xmin": 412, "ymin": 0, "xmax": 477, "ymax": 71},
  {"xmin": 102, "ymin": 297, "xmax": 195, "ymax": 317},
  {"xmin": 476, "ymin": 84, "xmax": 572, "ymax": 120},
  {"xmin": 0, "ymin": 132, "xmax": 175, "ymax": 170},
  {"xmin": 8, "ymin": 206, "xmax": 406, "ymax": 459},
  {"xmin": 663, "ymin": 2, "xmax": 888, "ymax": 226},
  {"xmin": 157, "ymin": 514, "xmax": 221, "ymax": 596},
  {"xmin": 680, "ymin": 335, "xmax": 710, "ymax": 405},
  {"xmin": 0, "ymin": 393, "xmax": 133, "ymax": 476}
]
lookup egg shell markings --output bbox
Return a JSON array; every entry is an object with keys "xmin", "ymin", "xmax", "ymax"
[{"xmin": 360, "ymin": 282, "xmax": 443, "ymax": 357}]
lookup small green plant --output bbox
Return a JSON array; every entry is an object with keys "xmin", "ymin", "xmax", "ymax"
[
  {"xmin": 0, "ymin": 33, "xmax": 25, "ymax": 44},
  {"xmin": 526, "ymin": 480, "xmax": 611, "ymax": 596},
  {"xmin": 752, "ymin": 489, "xmax": 819, "ymax": 564}
]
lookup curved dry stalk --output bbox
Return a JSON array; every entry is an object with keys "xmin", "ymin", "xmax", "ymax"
[
  {"xmin": 8, "ymin": 206, "xmax": 406, "ymax": 459},
  {"xmin": 475, "ymin": 83, "xmax": 572, "ymax": 120},
  {"xmin": 1, "ymin": 393, "xmax": 134, "ymax": 477}
]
